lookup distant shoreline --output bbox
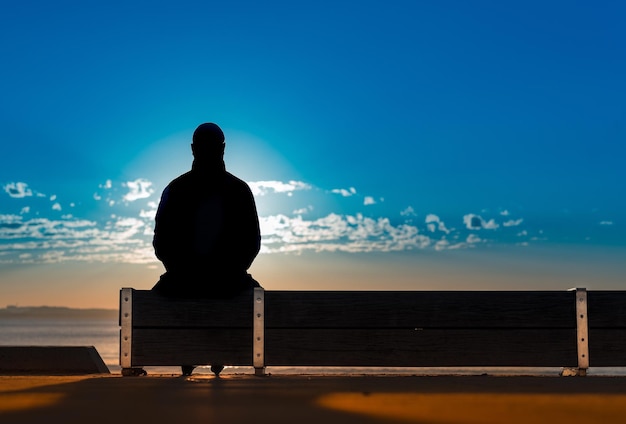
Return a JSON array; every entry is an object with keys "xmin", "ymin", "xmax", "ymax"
[{"xmin": 0, "ymin": 305, "xmax": 117, "ymax": 320}]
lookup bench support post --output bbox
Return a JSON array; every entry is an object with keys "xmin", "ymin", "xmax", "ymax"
[
  {"xmin": 120, "ymin": 288, "xmax": 146, "ymax": 376},
  {"xmin": 562, "ymin": 287, "xmax": 589, "ymax": 376},
  {"xmin": 575, "ymin": 287, "xmax": 589, "ymax": 375},
  {"xmin": 253, "ymin": 287, "xmax": 266, "ymax": 376},
  {"xmin": 120, "ymin": 288, "xmax": 133, "ymax": 369}
]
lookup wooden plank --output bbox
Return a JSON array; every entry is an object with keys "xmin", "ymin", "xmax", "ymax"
[
  {"xmin": 587, "ymin": 291, "xmax": 626, "ymax": 328},
  {"xmin": 588, "ymin": 329, "xmax": 626, "ymax": 366},
  {"xmin": 264, "ymin": 329, "xmax": 577, "ymax": 367},
  {"xmin": 127, "ymin": 290, "xmax": 578, "ymax": 329},
  {"xmin": 131, "ymin": 290, "xmax": 254, "ymax": 328},
  {"xmin": 131, "ymin": 329, "xmax": 252, "ymax": 366},
  {"xmin": 265, "ymin": 291, "xmax": 576, "ymax": 329}
]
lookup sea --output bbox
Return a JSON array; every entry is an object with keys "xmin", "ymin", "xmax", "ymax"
[{"xmin": 2, "ymin": 313, "xmax": 625, "ymax": 377}]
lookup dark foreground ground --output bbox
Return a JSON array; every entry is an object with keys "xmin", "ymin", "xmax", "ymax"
[{"xmin": 2, "ymin": 373, "xmax": 626, "ymax": 424}]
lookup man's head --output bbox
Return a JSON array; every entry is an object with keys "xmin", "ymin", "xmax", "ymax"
[{"xmin": 191, "ymin": 123, "xmax": 225, "ymax": 160}]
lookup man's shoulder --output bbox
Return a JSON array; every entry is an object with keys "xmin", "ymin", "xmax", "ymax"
[
  {"xmin": 168, "ymin": 171, "xmax": 194, "ymax": 186},
  {"xmin": 165, "ymin": 169, "xmax": 251, "ymax": 193},
  {"xmin": 224, "ymin": 171, "xmax": 252, "ymax": 190},
  {"xmin": 162, "ymin": 171, "xmax": 194, "ymax": 196}
]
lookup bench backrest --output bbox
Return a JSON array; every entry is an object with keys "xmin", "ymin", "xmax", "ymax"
[{"xmin": 120, "ymin": 288, "xmax": 626, "ymax": 371}]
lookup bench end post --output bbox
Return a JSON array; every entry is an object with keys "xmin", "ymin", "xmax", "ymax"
[
  {"xmin": 575, "ymin": 287, "xmax": 589, "ymax": 373},
  {"xmin": 253, "ymin": 287, "xmax": 266, "ymax": 376},
  {"xmin": 120, "ymin": 288, "xmax": 134, "ymax": 370}
]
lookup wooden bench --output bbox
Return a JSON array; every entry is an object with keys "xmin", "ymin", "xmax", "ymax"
[{"xmin": 119, "ymin": 287, "xmax": 626, "ymax": 376}]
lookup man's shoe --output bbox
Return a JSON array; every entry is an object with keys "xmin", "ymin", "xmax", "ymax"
[
  {"xmin": 210, "ymin": 365, "xmax": 224, "ymax": 376},
  {"xmin": 181, "ymin": 365, "xmax": 195, "ymax": 376}
]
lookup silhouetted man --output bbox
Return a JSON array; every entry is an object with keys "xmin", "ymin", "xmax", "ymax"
[{"xmin": 152, "ymin": 122, "xmax": 261, "ymax": 298}]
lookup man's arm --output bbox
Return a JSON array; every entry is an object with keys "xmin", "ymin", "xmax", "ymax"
[
  {"xmin": 225, "ymin": 178, "xmax": 261, "ymax": 271},
  {"xmin": 241, "ymin": 183, "xmax": 261, "ymax": 269},
  {"xmin": 153, "ymin": 185, "xmax": 181, "ymax": 271}
]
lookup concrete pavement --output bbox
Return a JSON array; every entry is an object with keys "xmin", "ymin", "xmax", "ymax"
[{"xmin": 3, "ymin": 373, "xmax": 626, "ymax": 423}]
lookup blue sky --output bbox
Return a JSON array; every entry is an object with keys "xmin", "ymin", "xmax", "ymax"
[{"xmin": 1, "ymin": 1, "xmax": 625, "ymax": 308}]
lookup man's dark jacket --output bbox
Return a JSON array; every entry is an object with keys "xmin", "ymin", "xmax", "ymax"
[{"xmin": 152, "ymin": 161, "xmax": 261, "ymax": 296}]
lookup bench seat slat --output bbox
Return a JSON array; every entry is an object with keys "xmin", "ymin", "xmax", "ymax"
[
  {"xmin": 588, "ymin": 291, "xmax": 626, "ymax": 328},
  {"xmin": 264, "ymin": 328, "xmax": 578, "ymax": 367},
  {"xmin": 588, "ymin": 329, "xmax": 626, "ymax": 366},
  {"xmin": 130, "ymin": 291, "xmax": 253, "ymax": 328},
  {"xmin": 265, "ymin": 291, "xmax": 576, "ymax": 328},
  {"xmin": 131, "ymin": 328, "xmax": 252, "ymax": 366}
]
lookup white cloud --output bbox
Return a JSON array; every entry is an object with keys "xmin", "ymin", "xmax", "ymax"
[
  {"xmin": 123, "ymin": 179, "xmax": 154, "ymax": 202},
  {"xmin": 500, "ymin": 210, "xmax": 510, "ymax": 216},
  {"xmin": 259, "ymin": 213, "xmax": 431, "ymax": 253},
  {"xmin": 0, "ymin": 214, "xmax": 23, "ymax": 225},
  {"xmin": 425, "ymin": 214, "xmax": 451, "ymax": 234},
  {"xmin": 463, "ymin": 213, "xmax": 499, "ymax": 230},
  {"xmin": 482, "ymin": 219, "xmax": 499, "ymax": 229},
  {"xmin": 293, "ymin": 206, "xmax": 313, "ymax": 215},
  {"xmin": 139, "ymin": 208, "xmax": 157, "ymax": 220},
  {"xmin": 3, "ymin": 182, "xmax": 34, "ymax": 198},
  {"xmin": 600, "ymin": 221, "xmax": 614, "ymax": 226},
  {"xmin": 435, "ymin": 239, "xmax": 469, "ymax": 251},
  {"xmin": 0, "ymin": 177, "xmax": 546, "ymax": 265},
  {"xmin": 0, "ymin": 216, "xmax": 97, "ymax": 241},
  {"xmin": 110, "ymin": 217, "xmax": 146, "ymax": 239},
  {"xmin": 52, "ymin": 203, "xmax": 62, "ymax": 211},
  {"xmin": 249, "ymin": 180, "xmax": 312, "ymax": 196},
  {"xmin": 331, "ymin": 187, "xmax": 356, "ymax": 197},
  {"xmin": 503, "ymin": 218, "xmax": 523, "ymax": 227},
  {"xmin": 434, "ymin": 239, "xmax": 449, "ymax": 251},
  {"xmin": 463, "ymin": 214, "xmax": 483, "ymax": 229},
  {"xmin": 0, "ymin": 213, "xmax": 155, "ymax": 265},
  {"xmin": 425, "ymin": 214, "xmax": 439, "ymax": 224},
  {"xmin": 400, "ymin": 206, "xmax": 416, "ymax": 217}
]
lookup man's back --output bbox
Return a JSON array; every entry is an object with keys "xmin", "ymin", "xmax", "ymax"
[{"xmin": 151, "ymin": 123, "xmax": 261, "ymax": 297}]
